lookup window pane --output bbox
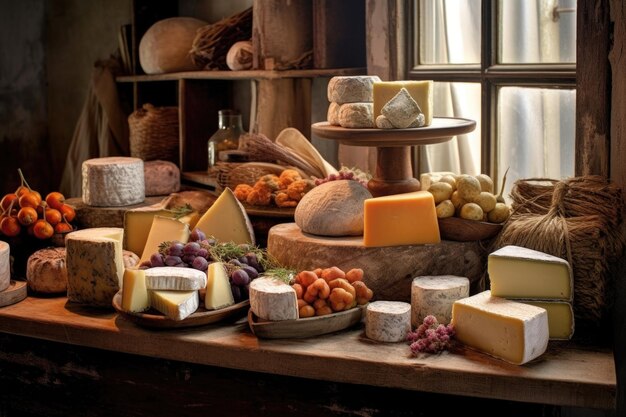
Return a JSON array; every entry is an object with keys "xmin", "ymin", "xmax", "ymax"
[
  {"xmin": 418, "ymin": 0, "xmax": 481, "ymax": 65},
  {"xmin": 497, "ymin": 87, "xmax": 575, "ymax": 201},
  {"xmin": 419, "ymin": 82, "xmax": 481, "ymax": 175},
  {"xmin": 499, "ymin": 0, "xmax": 576, "ymax": 64}
]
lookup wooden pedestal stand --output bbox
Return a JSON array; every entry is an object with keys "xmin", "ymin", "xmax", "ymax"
[{"xmin": 311, "ymin": 117, "xmax": 476, "ymax": 196}]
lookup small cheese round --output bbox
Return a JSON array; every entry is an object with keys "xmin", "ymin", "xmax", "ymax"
[
  {"xmin": 144, "ymin": 160, "xmax": 180, "ymax": 196},
  {"xmin": 411, "ymin": 275, "xmax": 469, "ymax": 327},
  {"xmin": 327, "ymin": 102, "xmax": 341, "ymax": 126},
  {"xmin": 327, "ymin": 75, "xmax": 381, "ymax": 103},
  {"xmin": 0, "ymin": 241, "xmax": 10, "ymax": 292},
  {"xmin": 365, "ymin": 301, "xmax": 411, "ymax": 342},
  {"xmin": 26, "ymin": 247, "xmax": 68, "ymax": 294},
  {"xmin": 82, "ymin": 157, "xmax": 145, "ymax": 207},
  {"xmin": 338, "ymin": 103, "xmax": 374, "ymax": 128},
  {"xmin": 249, "ymin": 277, "xmax": 298, "ymax": 321}
]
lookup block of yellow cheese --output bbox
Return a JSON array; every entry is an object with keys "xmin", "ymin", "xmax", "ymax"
[
  {"xmin": 194, "ymin": 187, "xmax": 255, "ymax": 245},
  {"xmin": 523, "ymin": 300, "xmax": 574, "ymax": 340},
  {"xmin": 363, "ymin": 191, "xmax": 440, "ymax": 247},
  {"xmin": 452, "ymin": 291, "xmax": 549, "ymax": 365},
  {"xmin": 121, "ymin": 268, "xmax": 149, "ymax": 313},
  {"xmin": 373, "ymin": 81, "xmax": 434, "ymax": 126},
  {"xmin": 488, "ymin": 245, "xmax": 573, "ymax": 301},
  {"xmin": 140, "ymin": 216, "xmax": 190, "ymax": 262}
]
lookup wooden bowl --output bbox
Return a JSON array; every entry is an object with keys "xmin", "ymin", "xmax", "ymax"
[{"xmin": 438, "ymin": 217, "xmax": 503, "ymax": 242}]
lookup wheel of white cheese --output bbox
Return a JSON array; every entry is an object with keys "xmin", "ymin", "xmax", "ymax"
[
  {"xmin": 365, "ymin": 301, "xmax": 411, "ymax": 342},
  {"xmin": 327, "ymin": 75, "xmax": 381, "ymax": 103},
  {"xmin": 338, "ymin": 103, "xmax": 374, "ymax": 128},
  {"xmin": 0, "ymin": 241, "xmax": 10, "ymax": 292},
  {"xmin": 82, "ymin": 157, "xmax": 145, "ymax": 207},
  {"xmin": 411, "ymin": 275, "xmax": 469, "ymax": 327},
  {"xmin": 327, "ymin": 102, "xmax": 341, "ymax": 126},
  {"xmin": 26, "ymin": 247, "xmax": 68, "ymax": 294},
  {"xmin": 249, "ymin": 276, "xmax": 298, "ymax": 321},
  {"xmin": 144, "ymin": 160, "xmax": 180, "ymax": 196}
]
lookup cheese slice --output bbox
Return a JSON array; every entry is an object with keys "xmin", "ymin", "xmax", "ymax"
[
  {"xmin": 523, "ymin": 300, "xmax": 574, "ymax": 340},
  {"xmin": 0, "ymin": 241, "xmax": 10, "ymax": 292},
  {"xmin": 249, "ymin": 276, "xmax": 298, "ymax": 321},
  {"xmin": 82, "ymin": 157, "xmax": 145, "ymax": 207},
  {"xmin": 149, "ymin": 290, "xmax": 199, "ymax": 321},
  {"xmin": 411, "ymin": 275, "xmax": 469, "ymax": 326},
  {"xmin": 373, "ymin": 81, "xmax": 433, "ymax": 126},
  {"xmin": 66, "ymin": 228, "xmax": 124, "ymax": 306},
  {"xmin": 365, "ymin": 301, "xmax": 412, "ymax": 342},
  {"xmin": 205, "ymin": 262, "xmax": 235, "ymax": 310},
  {"xmin": 121, "ymin": 268, "xmax": 149, "ymax": 313},
  {"xmin": 451, "ymin": 291, "xmax": 549, "ymax": 365},
  {"xmin": 194, "ymin": 187, "xmax": 255, "ymax": 245},
  {"xmin": 488, "ymin": 245, "xmax": 573, "ymax": 301},
  {"xmin": 144, "ymin": 266, "xmax": 207, "ymax": 291},
  {"xmin": 140, "ymin": 216, "xmax": 190, "ymax": 263},
  {"xmin": 363, "ymin": 191, "xmax": 440, "ymax": 247}
]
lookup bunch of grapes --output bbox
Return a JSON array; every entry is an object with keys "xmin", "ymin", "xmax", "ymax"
[
  {"xmin": 406, "ymin": 315, "xmax": 455, "ymax": 355},
  {"xmin": 138, "ymin": 228, "xmax": 267, "ymax": 302},
  {"xmin": 314, "ymin": 167, "xmax": 370, "ymax": 188}
]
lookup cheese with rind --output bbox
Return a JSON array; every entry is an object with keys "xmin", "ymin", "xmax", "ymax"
[
  {"xmin": 522, "ymin": 300, "xmax": 574, "ymax": 340},
  {"xmin": 365, "ymin": 301, "xmax": 412, "ymax": 342},
  {"xmin": 66, "ymin": 228, "xmax": 124, "ymax": 306},
  {"xmin": 205, "ymin": 262, "xmax": 235, "ymax": 310},
  {"xmin": 488, "ymin": 245, "xmax": 573, "ymax": 301},
  {"xmin": 82, "ymin": 157, "xmax": 145, "ymax": 207},
  {"xmin": 411, "ymin": 275, "xmax": 469, "ymax": 326},
  {"xmin": 149, "ymin": 290, "xmax": 199, "ymax": 321},
  {"xmin": 327, "ymin": 75, "xmax": 381, "ymax": 103},
  {"xmin": 195, "ymin": 187, "xmax": 255, "ymax": 245},
  {"xmin": 145, "ymin": 266, "xmax": 207, "ymax": 291},
  {"xmin": 327, "ymin": 102, "xmax": 341, "ymax": 126},
  {"xmin": 140, "ymin": 216, "xmax": 190, "ymax": 263},
  {"xmin": 381, "ymin": 88, "xmax": 422, "ymax": 128},
  {"xmin": 249, "ymin": 276, "xmax": 298, "ymax": 321},
  {"xmin": 26, "ymin": 247, "xmax": 68, "ymax": 294},
  {"xmin": 337, "ymin": 102, "xmax": 374, "ymax": 128},
  {"xmin": 122, "ymin": 268, "xmax": 149, "ymax": 313},
  {"xmin": 373, "ymin": 81, "xmax": 433, "ymax": 126},
  {"xmin": 0, "ymin": 241, "xmax": 10, "ymax": 292},
  {"xmin": 144, "ymin": 160, "xmax": 180, "ymax": 196},
  {"xmin": 452, "ymin": 291, "xmax": 549, "ymax": 365}
]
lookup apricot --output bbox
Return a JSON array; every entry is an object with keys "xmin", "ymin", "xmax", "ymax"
[
  {"xmin": 33, "ymin": 219, "xmax": 53, "ymax": 239},
  {"xmin": 17, "ymin": 206, "xmax": 38, "ymax": 226},
  {"xmin": 1, "ymin": 216, "xmax": 21, "ymax": 237},
  {"xmin": 45, "ymin": 192, "xmax": 65, "ymax": 210}
]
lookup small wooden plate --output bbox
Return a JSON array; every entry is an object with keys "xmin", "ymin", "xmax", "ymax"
[
  {"xmin": 243, "ymin": 204, "xmax": 296, "ymax": 218},
  {"xmin": 0, "ymin": 281, "xmax": 28, "ymax": 307},
  {"xmin": 438, "ymin": 217, "xmax": 503, "ymax": 242},
  {"xmin": 248, "ymin": 305, "xmax": 365, "ymax": 339},
  {"xmin": 112, "ymin": 291, "xmax": 249, "ymax": 329}
]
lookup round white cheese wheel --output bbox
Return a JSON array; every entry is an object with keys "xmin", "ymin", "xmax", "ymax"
[
  {"xmin": 249, "ymin": 277, "xmax": 298, "ymax": 321},
  {"xmin": 0, "ymin": 241, "xmax": 10, "ymax": 292},
  {"xmin": 26, "ymin": 247, "xmax": 68, "ymax": 294},
  {"xmin": 327, "ymin": 102, "xmax": 341, "ymax": 126},
  {"xmin": 327, "ymin": 75, "xmax": 381, "ymax": 103},
  {"xmin": 411, "ymin": 275, "xmax": 469, "ymax": 327},
  {"xmin": 365, "ymin": 301, "xmax": 411, "ymax": 342},
  {"xmin": 338, "ymin": 102, "xmax": 374, "ymax": 128},
  {"xmin": 82, "ymin": 157, "xmax": 145, "ymax": 207}
]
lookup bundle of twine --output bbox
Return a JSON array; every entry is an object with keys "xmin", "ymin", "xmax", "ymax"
[
  {"xmin": 494, "ymin": 176, "xmax": 624, "ymax": 323},
  {"xmin": 190, "ymin": 7, "xmax": 252, "ymax": 70}
]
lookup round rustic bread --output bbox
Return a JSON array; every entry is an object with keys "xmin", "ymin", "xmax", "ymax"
[
  {"xmin": 295, "ymin": 180, "xmax": 372, "ymax": 236},
  {"xmin": 139, "ymin": 17, "xmax": 207, "ymax": 74},
  {"xmin": 27, "ymin": 247, "xmax": 68, "ymax": 294}
]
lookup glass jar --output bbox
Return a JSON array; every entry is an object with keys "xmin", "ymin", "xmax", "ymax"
[{"xmin": 207, "ymin": 109, "xmax": 244, "ymax": 169}]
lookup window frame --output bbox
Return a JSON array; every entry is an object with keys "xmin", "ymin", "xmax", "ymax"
[{"xmin": 405, "ymin": 0, "xmax": 577, "ymax": 179}]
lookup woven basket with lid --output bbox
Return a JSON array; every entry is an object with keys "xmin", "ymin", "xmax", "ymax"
[{"xmin": 128, "ymin": 104, "xmax": 179, "ymax": 164}]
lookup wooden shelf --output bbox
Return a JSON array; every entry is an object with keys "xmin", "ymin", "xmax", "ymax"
[
  {"xmin": 117, "ymin": 67, "xmax": 366, "ymax": 82},
  {"xmin": 0, "ymin": 294, "xmax": 616, "ymax": 410}
]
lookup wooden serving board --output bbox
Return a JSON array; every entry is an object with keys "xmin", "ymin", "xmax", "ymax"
[
  {"xmin": 248, "ymin": 305, "xmax": 364, "ymax": 339},
  {"xmin": 112, "ymin": 292, "xmax": 249, "ymax": 329},
  {"xmin": 267, "ymin": 223, "xmax": 489, "ymax": 301},
  {"xmin": 0, "ymin": 281, "xmax": 27, "ymax": 307}
]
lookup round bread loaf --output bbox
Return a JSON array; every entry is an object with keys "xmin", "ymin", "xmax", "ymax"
[{"xmin": 27, "ymin": 247, "xmax": 68, "ymax": 294}]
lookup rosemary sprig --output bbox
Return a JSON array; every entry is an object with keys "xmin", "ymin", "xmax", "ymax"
[{"xmin": 262, "ymin": 267, "xmax": 296, "ymax": 285}]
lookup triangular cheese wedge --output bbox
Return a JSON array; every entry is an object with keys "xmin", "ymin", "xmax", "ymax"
[{"xmin": 194, "ymin": 188, "xmax": 255, "ymax": 245}]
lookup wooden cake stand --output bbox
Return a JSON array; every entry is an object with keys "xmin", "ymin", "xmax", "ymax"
[{"xmin": 311, "ymin": 117, "xmax": 476, "ymax": 196}]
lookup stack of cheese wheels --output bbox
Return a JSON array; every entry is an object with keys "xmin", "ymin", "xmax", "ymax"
[
  {"xmin": 82, "ymin": 157, "xmax": 145, "ymax": 207},
  {"xmin": 0, "ymin": 241, "xmax": 10, "ymax": 292},
  {"xmin": 327, "ymin": 75, "xmax": 381, "ymax": 128}
]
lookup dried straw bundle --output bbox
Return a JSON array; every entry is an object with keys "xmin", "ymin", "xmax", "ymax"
[
  {"xmin": 190, "ymin": 8, "xmax": 252, "ymax": 70},
  {"xmin": 494, "ymin": 176, "xmax": 624, "ymax": 323}
]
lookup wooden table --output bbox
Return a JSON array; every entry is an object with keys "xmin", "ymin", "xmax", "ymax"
[{"xmin": 0, "ymin": 294, "xmax": 616, "ymax": 415}]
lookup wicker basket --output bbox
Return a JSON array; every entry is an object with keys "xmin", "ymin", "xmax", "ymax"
[{"xmin": 128, "ymin": 104, "xmax": 179, "ymax": 163}]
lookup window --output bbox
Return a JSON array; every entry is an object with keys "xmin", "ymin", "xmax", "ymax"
[{"xmin": 409, "ymin": 0, "xmax": 576, "ymax": 199}]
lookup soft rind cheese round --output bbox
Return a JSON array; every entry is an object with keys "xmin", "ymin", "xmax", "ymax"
[
  {"xmin": 82, "ymin": 157, "xmax": 145, "ymax": 207},
  {"xmin": 249, "ymin": 276, "xmax": 298, "ymax": 321},
  {"xmin": 327, "ymin": 102, "xmax": 341, "ymax": 126},
  {"xmin": 26, "ymin": 247, "xmax": 68, "ymax": 294},
  {"xmin": 338, "ymin": 102, "xmax": 374, "ymax": 128},
  {"xmin": 145, "ymin": 266, "xmax": 207, "ymax": 291},
  {"xmin": 0, "ymin": 241, "xmax": 10, "ymax": 292},
  {"xmin": 365, "ymin": 301, "xmax": 411, "ymax": 342},
  {"xmin": 327, "ymin": 75, "xmax": 381, "ymax": 103},
  {"xmin": 144, "ymin": 160, "xmax": 180, "ymax": 197},
  {"xmin": 66, "ymin": 227, "xmax": 124, "ymax": 306},
  {"xmin": 411, "ymin": 275, "xmax": 469, "ymax": 326}
]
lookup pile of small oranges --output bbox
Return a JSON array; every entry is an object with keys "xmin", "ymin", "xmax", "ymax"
[{"xmin": 0, "ymin": 169, "xmax": 75, "ymax": 240}]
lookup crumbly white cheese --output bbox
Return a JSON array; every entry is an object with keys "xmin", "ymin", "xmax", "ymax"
[
  {"xmin": 381, "ymin": 87, "xmax": 422, "ymax": 128},
  {"xmin": 82, "ymin": 157, "xmax": 145, "ymax": 207},
  {"xmin": 327, "ymin": 75, "xmax": 381, "ymax": 103},
  {"xmin": 411, "ymin": 275, "xmax": 469, "ymax": 326},
  {"xmin": 145, "ymin": 266, "xmax": 207, "ymax": 291},
  {"xmin": 338, "ymin": 102, "xmax": 374, "ymax": 128},
  {"xmin": 375, "ymin": 115, "xmax": 394, "ymax": 129},
  {"xmin": 26, "ymin": 247, "xmax": 68, "ymax": 294},
  {"xmin": 365, "ymin": 301, "xmax": 412, "ymax": 342},
  {"xmin": 327, "ymin": 102, "xmax": 341, "ymax": 126},
  {"xmin": 249, "ymin": 276, "xmax": 298, "ymax": 321},
  {"xmin": 0, "ymin": 241, "xmax": 10, "ymax": 292}
]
